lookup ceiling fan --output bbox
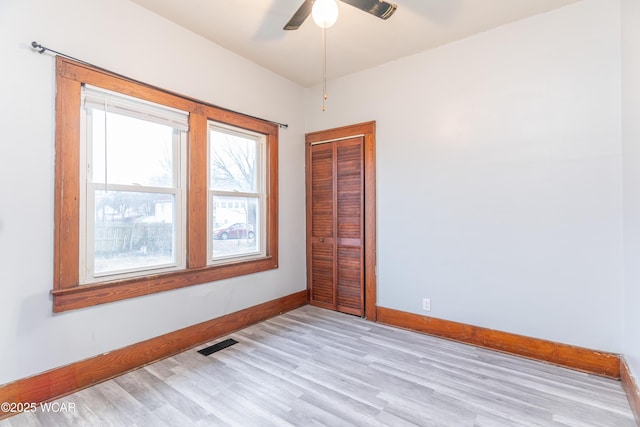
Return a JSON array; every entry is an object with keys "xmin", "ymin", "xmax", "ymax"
[{"xmin": 283, "ymin": 0, "xmax": 398, "ymax": 30}]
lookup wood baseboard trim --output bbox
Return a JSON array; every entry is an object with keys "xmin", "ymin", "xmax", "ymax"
[
  {"xmin": 621, "ymin": 357, "xmax": 640, "ymax": 426},
  {"xmin": 0, "ymin": 290, "xmax": 308, "ymax": 420},
  {"xmin": 376, "ymin": 306, "xmax": 620, "ymax": 378}
]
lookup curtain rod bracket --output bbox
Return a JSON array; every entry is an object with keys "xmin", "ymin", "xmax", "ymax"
[{"xmin": 31, "ymin": 41, "xmax": 46, "ymax": 54}]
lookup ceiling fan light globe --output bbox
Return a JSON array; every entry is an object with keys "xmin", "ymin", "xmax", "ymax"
[{"xmin": 312, "ymin": 0, "xmax": 339, "ymax": 28}]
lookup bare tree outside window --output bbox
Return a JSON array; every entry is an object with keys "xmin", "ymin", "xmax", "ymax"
[{"xmin": 210, "ymin": 133, "xmax": 256, "ymax": 192}]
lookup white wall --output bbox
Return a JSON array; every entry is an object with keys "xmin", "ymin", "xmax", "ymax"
[
  {"xmin": 622, "ymin": 0, "xmax": 640, "ymax": 382},
  {"xmin": 306, "ymin": 0, "xmax": 624, "ymax": 352},
  {"xmin": 0, "ymin": 0, "xmax": 306, "ymax": 384}
]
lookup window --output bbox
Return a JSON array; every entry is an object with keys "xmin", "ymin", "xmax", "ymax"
[
  {"xmin": 80, "ymin": 85, "xmax": 187, "ymax": 283},
  {"xmin": 209, "ymin": 123, "xmax": 264, "ymax": 262},
  {"xmin": 53, "ymin": 57, "xmax": 278, "ymax": 312}
]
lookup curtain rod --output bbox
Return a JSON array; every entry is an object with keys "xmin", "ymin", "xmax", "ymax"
[{"xmin": 31, "ymin": 41, "xmax": 289, "ymax": 129}]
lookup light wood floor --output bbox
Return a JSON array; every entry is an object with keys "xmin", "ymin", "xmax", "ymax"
[{"xmin": 2, "ymin": 305, "xmax": 636, "ymax": 426}]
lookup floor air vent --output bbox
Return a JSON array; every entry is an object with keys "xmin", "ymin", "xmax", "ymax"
[{"xmin": 197, "ymin": 338, "xmax": 238, "ymax": 356}]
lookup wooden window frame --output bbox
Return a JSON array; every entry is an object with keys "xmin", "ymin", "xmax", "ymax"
[{"xmin": 52, "ymin": 57, "xmax": 279, "ymax": 313}]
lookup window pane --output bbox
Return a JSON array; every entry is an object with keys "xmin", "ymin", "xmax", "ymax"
[
  {"xmin": 93, "ymin": 190, "xmax": 175, "ymax": 275},
  {"xmin": 212, "ymin": 196, "xmax": 259, "ymax": 259},
  {"xmin": 90, "ymin": 109, "xmax": 175, "ymax": 188},
  {"xmin": 209, "ymin": 128, "xmax": 258, "ymax": 192}
]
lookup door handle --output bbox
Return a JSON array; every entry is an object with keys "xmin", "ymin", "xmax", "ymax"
[{"xmin": 319, "ymin": 238, "xmax": 325, "ymax": 242}]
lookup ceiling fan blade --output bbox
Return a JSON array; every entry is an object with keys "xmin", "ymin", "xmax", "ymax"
[
  {"xmin": 340, "ymin": 0, "xmax": 397, "ymax": 20},
  {"xmin": 283, "ymin": 0, "xmax": 315, "ymax": 30}
]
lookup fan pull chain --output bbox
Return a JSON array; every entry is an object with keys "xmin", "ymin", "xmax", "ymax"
[{"xmin": 322, "ymin": 25, "xmax": 328, "ymax": 112}]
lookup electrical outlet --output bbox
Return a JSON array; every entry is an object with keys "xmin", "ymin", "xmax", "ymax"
[{"xmin": 422, "ymin": 298, "xmax": 431, "ymax": 311}]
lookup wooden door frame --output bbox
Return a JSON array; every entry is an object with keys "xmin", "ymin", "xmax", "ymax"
[{"xmin": 305, "ymin": 121, "xmax": 377, "ymax": 321}]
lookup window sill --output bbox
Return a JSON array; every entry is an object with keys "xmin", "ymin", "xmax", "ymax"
[{"xmin": 52, "ymin": 256, "xmax": 276, "ymax": 313}]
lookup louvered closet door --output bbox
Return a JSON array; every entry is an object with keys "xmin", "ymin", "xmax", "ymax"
[
  {"xmin": 310, "ymin": 142, "xmax": 335, "ymax": 308},
  {"xmin": 309, "ymin": 136, "xmax": 364, "ymax": 316}
]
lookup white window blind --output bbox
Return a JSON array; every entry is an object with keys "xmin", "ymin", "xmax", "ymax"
[{"xmin": 82, "ymin": 84, "xmax": 189, "ymax": 131}]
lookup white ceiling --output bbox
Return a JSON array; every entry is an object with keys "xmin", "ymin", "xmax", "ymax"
[{"xmin": 131, "ymin": 0, "xmax": 581, "ymax": 87}]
